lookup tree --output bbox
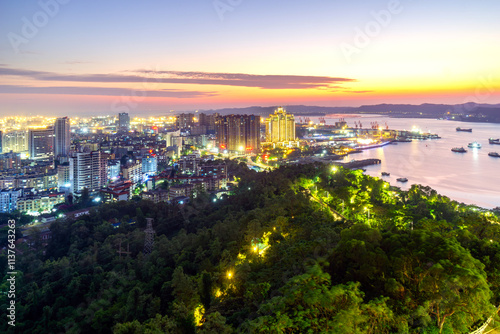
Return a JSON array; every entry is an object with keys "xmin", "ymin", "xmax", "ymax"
[{"xmin": 244, "ymin": 264, "xmax": 394, "ymax": 333}]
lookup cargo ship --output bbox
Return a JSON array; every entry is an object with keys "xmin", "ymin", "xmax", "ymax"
[
  {"xmin": 451, "ymin": 147, "xmax": 467, "ymax": 153},
  {"xmin": 456, "ymin": 127, "xmax": 472, "ymax": 132}
]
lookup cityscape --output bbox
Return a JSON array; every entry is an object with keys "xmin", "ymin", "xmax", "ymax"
[{"xmin": 1, "ymin": 1, "xmax": 500, "ymax": 333}]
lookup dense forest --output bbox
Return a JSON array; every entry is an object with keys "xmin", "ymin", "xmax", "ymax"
[{"xmin": 1, "ymin": 163, "xmax": 500, "ymax": 333}]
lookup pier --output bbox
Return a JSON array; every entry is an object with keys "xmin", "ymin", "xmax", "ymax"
[{"xmin": 335, "ymin": 159, "xmax": 382, "ymax": 169}]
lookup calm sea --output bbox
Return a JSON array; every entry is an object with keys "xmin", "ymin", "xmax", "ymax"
[{"xmin": 311, "ymin": 115, "xmax": 500, "ymax": 209}]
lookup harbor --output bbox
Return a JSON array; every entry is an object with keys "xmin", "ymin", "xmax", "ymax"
[{"xmin": 310, "ymin": 115, "xmax": 500, "ymax": 209}]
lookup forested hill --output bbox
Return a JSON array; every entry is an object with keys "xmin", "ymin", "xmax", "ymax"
[{"xmin": 1, "ymin": 163, "xmax": 500, "ymax": 333}]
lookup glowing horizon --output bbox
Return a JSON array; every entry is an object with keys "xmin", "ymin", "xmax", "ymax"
[{"xmin": 0, "ymin": 0, "xmax": 499, "ymax": 116}]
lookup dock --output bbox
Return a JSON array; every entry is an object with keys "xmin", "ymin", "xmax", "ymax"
[{"xmin": 335, "ymin": 159, "xmax": 381, "ymax": 169}]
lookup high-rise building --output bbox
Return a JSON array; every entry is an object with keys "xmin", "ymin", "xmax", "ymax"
[
  {"xmin": 29, "ymin": 127, "xmax": 55, "ymax": 159},
  {"xmin": 265, "ymin": 107, "xmax": 296, "ymax": 144},
  {"xmin": 107, "ymin": 160, "xmax": 121, "ymax": 181},
  {"xmin": 0, "ymin": 188, "xmax": 24, "ymax": 213},
  {"xmin": 142, "ymin": 156, "xmax": 158, "ymax": 175},
  {"xmin": 177, "ymin": 113, "xmax": 195, "ymax": 130},
  {"xmin": 54, "ymin": 117, "xmax": 71, "ymax": 157},
  {"xmin": 118, "ymin": 113, "xmax": 130, "ymax": 132},
  {"xmin": 57, "ymin": 161, "xmax": 74, "ymax": 192},
  {"xmin": 199, "ymin": 113, "xmax": 218, "ymax": 133},
  {"xmin": 71, "ymin": 151, "xmax": 102, "ymax": 194},
  {"xmin": 122, "ymin": 162, "xmax": 142, "ymax": 189},
  {"xmin": 215, "ymin": 114, "xmax": 260, "ymax": 152},
  {"xmin": 2, "ymin": 130, "xmax": 28, "ymax": 153},
  {"xmin": 0, "ymin": 152, "xmax": 22, "ymax": 171}
]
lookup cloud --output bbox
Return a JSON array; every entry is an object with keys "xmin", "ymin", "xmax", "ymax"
[
  {"xmin": 347, "ymin": 90, "xmax": 374, "ymax": 94},
  {"xmin": 0, "ymin": 85, "xmax": 217, "ymax": 98},
  {"xmin": 61, "ymin": 60, "xmax": 93, "ymax": 65},
  {"xmin": 0, "ymin": 66, "xmax": 356, "ymax": 90}
]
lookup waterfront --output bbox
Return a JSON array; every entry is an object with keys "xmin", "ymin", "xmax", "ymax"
[{"xmin": 315, "ymin": 115, "xmax": 500, "ymax": 209}]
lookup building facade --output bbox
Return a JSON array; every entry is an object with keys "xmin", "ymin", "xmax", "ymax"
[
  {"xmin": 265, "ymin": 107, "xmax": 296, "ymax": 144},
  {"xmin": 2, "ymin": 130, "xmax": 28, "ymax": 153},
  {"xmin": 118, "ymin": 112, "xmax": 130, "ymax": 132},
  {"xmin": 29, "ymin": 127, "xmax": 55, "ymax": 160},
  {"xmin": 142, "ymin": 156, "xmax": 158, "ymax": 175},
  {"xmin": 54, "ymin": 117, "xmax": 71, "ymax": 157},
  {"xmin": 16, "ymin": 192, "xmax": 65, "ymax": 214},
  {"xmin": 71, "ymin": 151, "xmax": 102, "ymax": 194},
  {"xmin": 57, "ymin": 162, "xmax": 74, "ymax": 192},
  {"xmin": 0, "ymin": 188, "xmax": 23, "ymax": 213},
  {"xmin": 215, "ymin": 114, "xmax": 260, "ymax": 152},
  {"xmin": 122, "ymin": 162, "xmax": 142, "ymax": 188}
]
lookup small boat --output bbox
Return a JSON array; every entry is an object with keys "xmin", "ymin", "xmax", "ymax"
[
  {"xmin": 456, "ymin": 127, "xmax": 472, "ymax": 132},
  {"xmin": 397, "ymin": 177, "xmax": 408, "ymax": 182},
  {"xmin": 451, "ymin": 147, "xmax": 467, "ymax": 153},
  {"xmin": 488, "ymin": 152, "xmax": 500, "ymax": 158},
  {"xmin": 381, "ymin": 172, "xmax": 390, "ymax": 176},
  {"xmin": 489, "ymin": 138, "xmax": 500, "ymax": 145},
  {"xmin": 467, "ymin": 142, "xmax": 482, "ymax": 149}
]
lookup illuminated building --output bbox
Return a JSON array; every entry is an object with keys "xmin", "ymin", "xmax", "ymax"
[
  {"xmin": 57, "ymin": 162, "xmax": 73, "ymax": 192},
  {"xmin": 118, "ymin": 112, "xmax": 130, "ymax": 132},
  {"xmin": 16, "ymin": 192, "xmax": 65, "ymax": 214},
  {"xmin": 122, "ymin": 162, "xmax": 142, "ymax": 189},
  {"xmin": 107, "ymin": 160, "xmax": 121, "ymax": 180},
  {"xmin": 142, "ymin": 156, "xmax": 158, "ymax": 175},
  {"xmin": 54, "ymin": 117, "xmax": 71, "ymax": 157},
  {"xmin": 177, "ymin": 113, "xmax": 195, "ymax": 130},
  {"xmin": 29, "ymin": 127, "xmax": 55, "ymax": 160},
  {"xmin": 15, "ymin": 172, "xmax": 57, "ymax": 191},
  {"xmin": 199, "ymin": 113, "xmax": 218, "ymax": 133},
  {"xmin": 215, "ymin": 114, "xmax": 260, "ymax": 152},
  {"xmin": 102, "ymin": 180, "xmax": 132, "ymax": 202},
  {"xmin": 0, "ymin": 188, "xmax": 24, "ymax": 213},
  {"xmin": 264, "ymin": 107, "xmax": 297, "ymax": 147},
  {"xmin": 71, "ymin": 151, "xmax": 103, "ymax": 194},
  {"xmin": 2, "ymin": 130, "xmax": 28, "ymax": 153},
  {"xmin": 0, "ymin": 152, "xmax": 21, "ymax": 171}
]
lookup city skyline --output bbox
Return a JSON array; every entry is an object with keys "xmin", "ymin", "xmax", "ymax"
[{"xmin": 1, "ymin": 0, "xmax": 499, "ymax": 116}]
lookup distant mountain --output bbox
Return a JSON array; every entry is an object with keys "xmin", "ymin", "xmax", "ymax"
[
  {"xmin": 199, "ymin": 105, "xmax": 355, "ymax": 116},
  {"xmin": 200, "ymin": 103, "xmax": 500, "ymax": 122}
]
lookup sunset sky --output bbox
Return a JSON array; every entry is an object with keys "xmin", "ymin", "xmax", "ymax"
[{"xmin": 0, "ymin": 0, "xmax": 499, "ymax": 116}]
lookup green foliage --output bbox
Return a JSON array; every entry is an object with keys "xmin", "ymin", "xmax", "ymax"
[{"xmin": 2, "ymin": 163, "xmax": 499, "ymax": 333}]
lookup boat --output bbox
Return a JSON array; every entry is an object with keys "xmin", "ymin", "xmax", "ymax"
[
  {"xmin": 397, "ymin": 177, "xmax": 408, "ymax": 182},
  {"xmin": 456, "ymin": 127, "xmax": 472, "ymax": 132},
  {"xmin": 488, "ymin": 152, "xmax": 500, "ymax": 158},
  {"xmin": 489, "ymin": 138, "xmax": 500, "ymax": 145},
  {"xmin": 381, "ymin": 172, "xmax": 390, "ymax": 176},
  {"xmin": 451, "ymin": 147, "xmax": 467, "ymax": 153},
  {"xmin": 467, "ymin": 142, "xmax": 482, "ymax": 149}
]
